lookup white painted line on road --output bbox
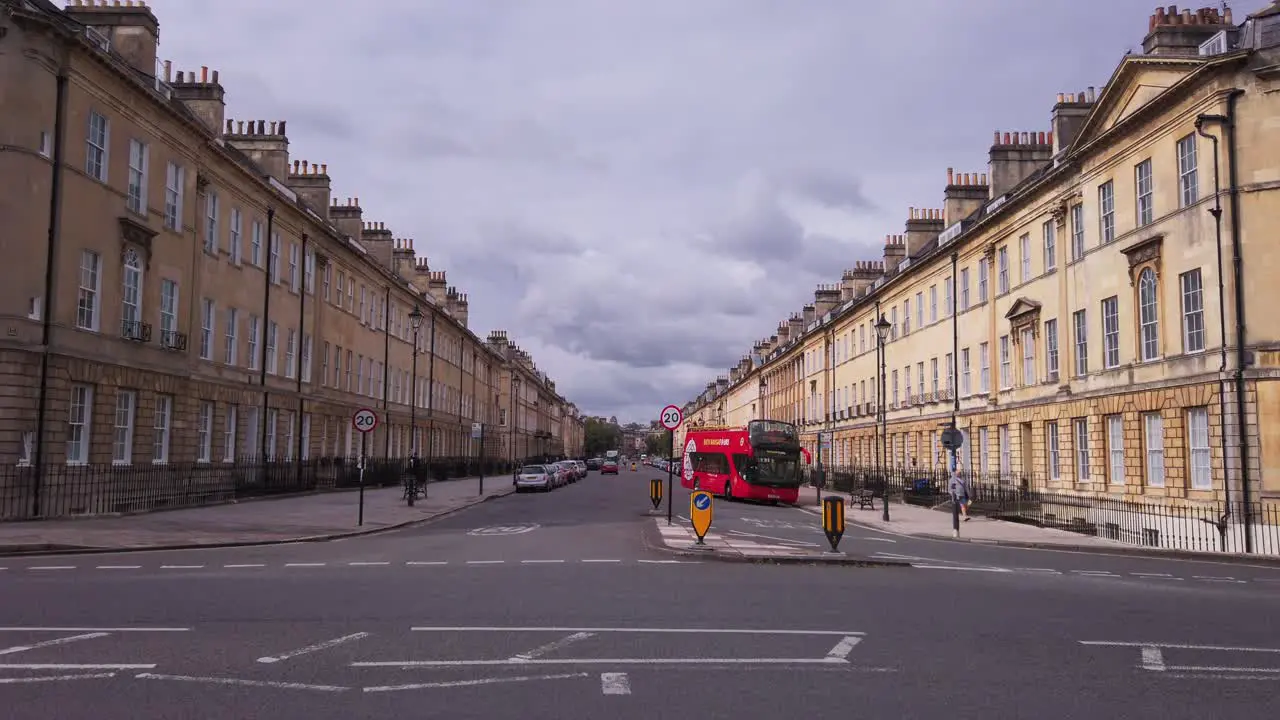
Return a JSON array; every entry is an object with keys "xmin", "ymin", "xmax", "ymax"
[
  {"xmin": 1166, "ymin": 665, "xmax": 1280, "ymax": 673},
  {"xmin": 600, "ymin": 672, "xmax": 631, "ymax": 695},
  {"xmin": 1193, "ymin": 576, "xmax": 1243, "ymax": 583},
  {"xmin": 354, "ymin": 657, "xmax": 853, "ymax": 668},
  {"xmin": 348, "ymin": 562, "xmax": 390, "ymax": 566},
  {"xmin": 1165, "ymin": 672, "xmax": 1280, "ymax": 681},
  {"xmin": 364, "ymin": 672, "xmax": 589, "ymax": 694},
  {"xmin": 411, "ymin": 626, "xmax": 864, "ymax": 636},
  {"xmin": 1014, "ymin": 568, "xmax": 1062, "ymax": 574},
  {"xmin": 0, "ymin": 672, "xmax": 116, "ymax": 684},
  {"xmin": 27, "ymin": 566, "xmax": 75, "ymax": 571},
  {"xmin": 1141, "ymin": 646, "xmax": 1166, "ymax": 671},
  {"xmin": 911, "ymin": 564, "xmax": 1012, "ymax": 573},
  {"xmin": 1081, "ymin": 641, "xmax": 1280, "ymax": 653},
  {"xmin": 0, "ymin": 622, "xmax": 186, "ymax": 627},
  {"xmin": 825, "ymin": 636, "xmax": 861, "ymax": 661},
  {"xmin": 257, "ymin": 632, "xmax": 370, "ymax": 664},
  {"xmin": 0, "ymin": 632, "xmax": 108, "ymax": 656},
  {"xmin": 521, "ymin": 560, "xmax": 565, "ymax": 564},
  {"xmin": 637, "ymin": 560, "xmax": 683, "ymax": 564},
  {"xmin": 511, "ymin": 632, "xmax": 595, "ymax": 660},
  {"xmin": 0, "ymin": 663, "xmax": 155, "ymax": 669},
  {"xmin": 1072, "ymin": 570, "xmax": 1118, "ymax": 576},
  {"xmin": 284, "ymin": 563, "xmax": 326, "ymax": 568},
  {"xmin": 581, "ymin": 559, "xmax": 622, "ymax": 563},
  {"xmin": 1131, "ymin": 572, "xmax": 1174, "ymax": 577},
  {"xmin": 466, "ymin": 560, "xmax": 505, "ymax": 565},
  {"xmin": 223, "ymin": 564, "xmax": 265, "ymax": 568},
  {"xmin": 95, "ymin": 565, "xmax": 141, "ymax": 570},
  {"xmin": 160, "ymin": 565, "xmax": 204, "ymax": 570},
  {"xmin": 862, "ymin": 537, "xmax": 897, "ymax": 543},
  {"xmin": 725, "ymin": 530, "xmax": 822, "ymax": 548},
  {"xmin": 406, "ymin": 561, "xmax": 448, "ymax": 566},
  {"xmin": 136, "ymin": 672, "xmax": 349, "ymax": 692}
]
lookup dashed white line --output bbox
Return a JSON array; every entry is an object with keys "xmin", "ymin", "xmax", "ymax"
[
  {"xmin": 600, "ymin": 672, "xmax": 631, "ymax": 695},
  {"xmin": 284, "ymin": 563, "xmax": 326, "ymax": 568},
  {"xmin": 223, "ymin": 564, "xmax": 264, "ymax": 568},
  {"xmin": 1072, "ymin": 570, "xmax": 1118, "ymax": 576},
  {"xmin": 637, "ymin": 560, "xmax": 683, "ymax": 564},
  {"xmin": 27, "ymin": 566, "xmax": 75, "ymax": 571},
  {"xmin": 466, "ymin": 560, "xmax": 505, "ymax": 565},
  {"xmin": 406, "ymin": 561, "xmax": 448, "ymax": 566},
  {"xmin": 1193, "ymin": 576, "xmax": 1243, "ymax": 583},
  {"xmin": 581, "ymin": 559, "xmax": 622, "ymax": 563},
  {"xmin": 348, "ymin": 562, "xmax": 390, "ymax": 567},
  {"xmin": 521, "ymin": 560, "xmax": 565, "ymax": 564},
  {"xmin": 136, "ymin": 672, "xmax": 348, "ymax": 692},
  {"xmin": 95, "ymin": 565, "xmax": 141, "ymax": 570},
  {"xmin": 1015, "ymin": 568, "xmax": 1062, "ymax": 574},
  {"xmin": 365, "ymin": 672, "xmax": 588, "ymax": 694},
  {"xmin": 257, "ymin": 632, "xmax": 370, "ymax": 664},
  {"xmin": 160, "ymin": 565, "xmax": 204, "ymax": 570},
  {"xmin": 911, "ymin": 565, "xmax": 1012, "ymax": 573},
  {"xmin": 0, "ymin": 672, "xmax": 116, "ymax": 684},
  {"xmin": 0, "ymin": 632, "xmax": 109, "ymax": 656},
  {"xmin": 1131, "ymin": 572, "xmax": 1175, "ymax": 577},
  {"xmin": 0, "ymin": 663, "xmax": 155, "ymax": 670}
]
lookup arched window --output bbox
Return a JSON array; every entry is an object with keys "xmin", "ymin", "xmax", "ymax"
[{"xmin": 1139, "ymin": 268, "xmax": 1160, "ymax": 361}]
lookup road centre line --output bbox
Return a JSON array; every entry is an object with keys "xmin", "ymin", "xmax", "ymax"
[
  {"xmin": 136, "ymin": 672, "xmax": 349, "ymax": 692},
  {"xmin": 27, "ymin": 566, "xmax": 74, "ymax": 571},
  {"xmin": 0, "ymin": 627, "xmax": 188, "ymax": 632},
  {"xmin": 0, "ymin": 632, "xmax": 108, "ymax": 656},
  {"xmin": 223, "ymin": 564, "xmax": 264, "ymax": 568},
  {"xmin": 911, "ymin": 564, "xmax": 1012, "ymax": 573},
  {"xmin": 284, "ymin": 563, "xmax": 326, "ymax": 567},
  {"xmin": 0, "ymin": 673, "xmax": 116, "ymax": 684},
  {"xmin": 466, "ymin": 560, "xmax": 505, "ymax": 565},
  {"xmin": 521, "ymin": 560, "xmax": 565, "ymax": 564},
  {"xmin": 365, "ymin": 672, "xmax": 589, "ymax": 694},
  {"xmin": 406, "ymin": 561, "xmax": 448, "ymax": 566},
  {"xmin": 1080, "ymin": 641, "xmax": 1280, "ymax": 653},
  {"xmin": 353, "ymin": 657, "xmax": 853, "ymax": 667},
  {"xmin": 161, "ymin": 565, "xmax": 204, "ymax": 570},
  {"xmin": 581, "ymin": 559, "xmax": 622, "ymax": 563},
  {"xmin": 411, "ymin": 626, "xmax": 864, "ymax": 636},
  {"xmin": 0, "ymin": 663, "xmax": 156, "ymax": 669},
  {"xmin": 349, "ymin": 562, "xmax": 390, "ymax": 566},
  {"xmin": 95, "ymin": 565, "xmax": 141, "ymax": 570},
  {"xmin": 257, "ymin": 632, "xmax": 370, "ymax": 664}
]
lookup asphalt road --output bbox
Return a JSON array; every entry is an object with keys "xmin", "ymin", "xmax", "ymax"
[{"xmin": 2, "ymin": 466, "xmax": 1278, "ymax": 719}]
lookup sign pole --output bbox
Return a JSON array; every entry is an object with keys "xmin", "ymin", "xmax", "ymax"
[
  {"xmin": 666, "ymin": 429, "xmax": 674, "ymax": 526},
  {"xmin": 351, "ymin": 408, "xmax": 379, "ymax": 527},
  {"xmin": 658, "ymin": 404, "xmax": 684, "ymax": 528},
  {"xmin": 358, "ymin": 430, "xmax": 367, "ymax": 527},
  {"xmin": 479, "ymin": 424, "xmax": 485, "ymax": 496}
]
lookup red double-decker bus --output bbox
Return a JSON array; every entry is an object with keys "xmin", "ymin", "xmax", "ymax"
[{"xmin": 680, "ymin": 420, "xmax": 804, "ymax": 504}]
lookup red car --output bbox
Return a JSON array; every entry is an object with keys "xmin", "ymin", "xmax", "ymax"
[{"xmin": 601, "ymin": 461, "xmax": 619, "ymax": 475}]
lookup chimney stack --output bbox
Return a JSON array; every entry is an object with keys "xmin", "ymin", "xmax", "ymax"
[
  {"xmin": 287, "ymin": 159, "xmax": 332, "ymax": 220},
  {"xmin": 357, "ymin": 219, "xmax": 395, "ymax": 271},
  {"xmin": 169, "ymin": 65, "xmax": 226, "ymax": 137},
  {"xmin": 904, "ymin": 206, "xmax": 946, "ymax": 257},
  {"xmin": 64, "ymin": 0, "xmax": 159, "ymax": 77},
  {"xmin": 987, "ymin": 131, "xmax": 1053, "ymax": 199},
  {"xmin": 1144, "ymin": 5, "xmax": 1234, "ymax": 55},
  {"xmin": 391, "ymin": 237, "xmax": 417, "ymax": 280},
  {"xmin": 943, "ymin": 168, "xmax": 990, "ymax": 228},
  {"xmin": 813, "ymin": 284, "xmax": 841, "ymax": 316},
  {"xmin": 329, "ymin": 196, "xmax": 363, "ymax": 247},
  {"xmin": 841, "ymin": 261, "xmax": 883, "ymax": 300},
  {"xmin": 882, "ymin": 235, "xmax": 907, "ymax": 275},
  {"xmin": 1050, "ymin": 90, "xmax": 1095, "ymax": 157},
  {"xmin": 224, "ymin": 118, "xmax": 290, "ymax": 184}
]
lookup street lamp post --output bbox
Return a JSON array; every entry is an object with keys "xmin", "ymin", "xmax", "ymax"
[
  {"xmin": 407, "ymin": 304, "xmax": 424, "ymax": 506},
  {"xmin": 875, "ymin": 312, "xmax": 892, "ymax": 522},
  {"xmin": 758, "ymin": 376, "xmax": 767, "ymax": 419}
]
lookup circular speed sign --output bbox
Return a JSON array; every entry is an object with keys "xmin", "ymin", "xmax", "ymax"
[
  {"xmin": 352, "ymin": 408, "xmax": 379, "ymax": 434},
  {"xmin": 659, "ymin": 404, "xmax": 684, "ymax": 431}
]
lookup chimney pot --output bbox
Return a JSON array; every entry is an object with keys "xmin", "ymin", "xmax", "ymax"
[
  {"xmin": 164, "ymin": 59, "xmax": 171, "ymax": 82},
  {"xmin": 256, "ymin": 120, "xmax": 265, "ymax": 134},
  {"xmin": 993, "ymin": 130, "xmax": 1001, "ymax": 144},
  {"xmin": 1003, "ymin": 132, "xmax": 1012, "ymax": 144},
  {"xmin": 211, "ymin": 70, "xmax": 219, "ymax": 84},
  {"xmin": 1056, "ymin": 92, "xmax": 1064, "ymax": 103},
  {"xmin": 302, "ymin": 159, "xmax": 309, "ymax": 174},
  {"xmin": 225, "ymin": 118, "xmax": 233, "ymax": 133},
  {"xmin": 354, "ymin": 196, "xmax": 359, "ymax": 206},
  {"xmin": 980, "ymin": 172, "xmax": 988, "ymax": 185},
  {"xmin": 292, "ymin": 160, "xmax": 299, "ymax": 173},
  {"xmin": 947, "ymin": 167, "xmax": 954, "ymax": 185},
  {"xmin": 321, "ymin": 163, "xmax": 327, "ymax": 175},
  {"xmin": 201, "ymin": 66, "xmax": 208, "ymax": 83},
  {"xmin": 279, "ymin": 120, "xmax": 287, "ymax": 135},
  {"xmin": 176, "ymin": 70, "xmax": 184, "ymax": 83},
  {"xmin": 270, "ymin": 121, "xmax": 278, "ymax": 135}
]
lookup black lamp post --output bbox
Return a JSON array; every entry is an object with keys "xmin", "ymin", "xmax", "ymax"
[
  {"xmin": 758, "ymin": 376, "xmax": 767, "ymax": 419},
  {"xmin": 875, "ymin": 312, "xmax": 892, "ymax": 522},
  {"xmin": 407, "ymin": 303, "xmax": 423, "ymax": 506}
]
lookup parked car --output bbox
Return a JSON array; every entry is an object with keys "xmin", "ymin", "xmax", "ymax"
[
  {"xmin": 587, "ymin": 458, "xmax": 602, "ymax": 470},
  {"xmin": 515, "ymin": 464, "xmax": 554, "ymax": 492},
  {"xmin": 550, "ymin": 462, "xmax": 574, "ymax": 486},
  {"xmin": 601, "ymin": 460, "xmax": 619, "ymax": 475}
]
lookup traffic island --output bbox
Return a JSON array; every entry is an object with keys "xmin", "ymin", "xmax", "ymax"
[{"xmin": 644, "ymin": 518, "xmax": 911, "ymax": 567}]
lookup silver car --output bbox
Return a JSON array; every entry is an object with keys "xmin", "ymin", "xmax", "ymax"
[{"xmin": 515, "ymin": 464, "xmax": 554, "ymax": 492}]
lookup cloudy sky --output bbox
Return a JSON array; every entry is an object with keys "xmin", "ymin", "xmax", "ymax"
[{"xmin": 150, "ymin": 0, "xmax": 1262, "ymax": 423}]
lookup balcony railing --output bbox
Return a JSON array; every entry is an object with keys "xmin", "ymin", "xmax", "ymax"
[
  {"xmin": 160, "ymin": 330, "xmax": 188, "ymax": 351},
  {"xmin": 121, "ymin": 320, "xmax": 152, "ymax": 342}
]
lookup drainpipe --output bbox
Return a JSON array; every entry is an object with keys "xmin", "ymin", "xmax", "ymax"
[
  {"xmin": 258, "ymin": 208, "xmax": 276, "ymax": 462},
  {"xmin": 31, "ymin": 60, "xmax": 70, "ymax": 518},
  {"xmin": 294, "ymin": 234, "xmax": 307, "ymax": 482},
  {"xmin": 380, "ymin": 285, "xmax": 390, "ymax": 458}
]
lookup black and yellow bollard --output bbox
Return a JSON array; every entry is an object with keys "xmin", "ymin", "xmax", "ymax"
[
  {"xmin": 649, "ymin": 477, "xmax": 663, "ymax": 511},
  {"xmin": 822, "ymin": 495, "xmax": 845, "ymax": 554}
]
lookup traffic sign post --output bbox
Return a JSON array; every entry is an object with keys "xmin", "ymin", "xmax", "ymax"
[
  {"xmin": 821, "ymin": 495, "xmax": 845, "ymax": 554},
  {"xmin": 472, "ymin": 423, "xmax": 484, "ymax": 496},
  {"xmin": 689, "ymin": 490, "xmax": 713, "ymax": 547},
  {"xmin": 352, "ymin": 408, "xmax": 379, "ymax": 526},
  {"xmin": 659, "ymin": 405, "xmax": 683, "ymax": 527},
  {"xmin": 649, "ymin": 477, "xmax": 663, "ymax": 512},
  {"xmin": 940, "ymin": 423, "xmax": 965, "ymax": 537}
]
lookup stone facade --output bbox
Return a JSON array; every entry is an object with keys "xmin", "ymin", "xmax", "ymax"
[
  {"xmin": 0, "ymin": 0, "xmax": 585, "ymax": 470},
  {"xmin": 682, "ymin": 4, "xmax": 1280, "ymax": 507}
]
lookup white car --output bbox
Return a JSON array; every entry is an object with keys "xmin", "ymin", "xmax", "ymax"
[{"xmin": 515, "ymin": 464, "xmax": 554, "ymax": 492}]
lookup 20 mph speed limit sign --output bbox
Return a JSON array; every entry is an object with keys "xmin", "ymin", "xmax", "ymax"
[
  {"xmin": 659, "ymin": 405, "xmax": 684, "ymax": 431},
  {"xmin": 352, "ymin": 408, "xmax": 379, "ymax": 434}
]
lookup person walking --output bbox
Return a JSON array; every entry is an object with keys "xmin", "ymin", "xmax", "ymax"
[{"xmin": 949, "ymin": 465, "xmax": 971, "ymax": 521}]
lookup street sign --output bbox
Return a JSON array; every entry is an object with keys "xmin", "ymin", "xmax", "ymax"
[
  {"xmin": 352, "ymin": 408, "xmax": 379, "ymax": 434},
  {"xmin": 821, "ymin": 495, "xmax": 845, "ymax": 553},
  {"xmin": 471, "ymin": 422, "xmax": 483, "ymax": 440},
  {"xmin": 659, "ymin": 405, "xmax": 683, "ymax": 431},
  {"xmin": 649, "ymin": 477, "xmax": 663, "ymax": 510},
  {"xmin": 689, "ymin": 490, "xmax": 713, "ymax": 544},
  {"xmin": 940, "ymin": 425, "xmax": 965, "ymax": 450}
]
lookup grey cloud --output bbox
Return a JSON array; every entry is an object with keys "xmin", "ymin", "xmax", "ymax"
[{"xmin": 784, "ymin": 169, "xmax": 876, "ymax": 212}]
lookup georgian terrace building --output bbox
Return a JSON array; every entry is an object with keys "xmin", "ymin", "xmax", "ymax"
[
  {"xmin": 0, "ymin": 0, "xmax": 581, "ymax": 472},
  {"xmin": 682, "ymin": 4, "xmax": 1280, "ymax": 507}
]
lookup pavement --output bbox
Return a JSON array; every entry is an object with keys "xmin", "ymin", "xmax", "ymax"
[
  {"xmin": 2, "ymin": 464, "xmax": 1278, "ymax": 719},
  {"xmin": 0, "ymin": 475, "xmax": 511, "ymax": 554}
]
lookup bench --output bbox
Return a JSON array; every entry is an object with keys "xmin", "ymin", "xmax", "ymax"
[{"xmin": 851, "ymin": 488, "xmax": 877, "ymax": 511}]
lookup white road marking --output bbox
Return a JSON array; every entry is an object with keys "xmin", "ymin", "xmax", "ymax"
[
  {"xmin": 581, "ymin": 559, "xmax": 622, "ymax": 563},
  {"xmin": 348, "ymin": 562, "xmax": 390, "ymax": 567},
  {"xmin": 862, "ymin": 537, "xmax": 897, "ymax": 543},
  {"xmin": 223, "ymin": 564, "xmax": 264, "ymax": 568},
  {"xmin": 0, "ymin": 632, "xmax": 109, "ymax": 656},
  {"xmin": 466, "ymin": 560, "xmax": 505, "ymax": 565},
  {"xmin": 0, "ymin": 663, "xmax": 155, "ymax": 669},
  {"xmin": 521, "ymin": 560, "xmax": 565, "ymax": 564},
  {"xmin": 95, "ymin": 565, "xmax": 141, "ymax": 570},
  {"xmin": 725, "ymin": 530, "xmax": 822, "ymax": 548},
  {"xmin": 1131, "ymin": 572, "xmax": 1174, "ymax": 577},
  {"xmin": 1167, "ymin": 665, "xmax": 1280, "ymax": 673},
  {"xmin": 600, "ymin": 672, "xmax": 631, "ymax": 695},
  {"xmin": 1165, "ymin": 672, "xmax": 1280, "ymax": 681},
  {"xmin": 0, "ymin": 672, "xmax": 116, "ymax": 684},
  {"xmin": 511, "ymin": 632, "xmax": 596, "ymax": 660},
  {"xmin": 825, "ymin": 636, "xmax": 861, "ymax": 660},
  {"xmin": 284, "ymin": 563, "xmax": 326, "ymax": 568},
  {"xmin": 411, "ymin": 626, "xmax": 864, "ymax": 636},
  {"xmin": 0, "ymin": 627, "xmax": 187, "ymax": 632},
  {"xmin": 406, "ymin": 561, "xmax": 448, "ymax": 566},
  {"xmin": 27, "ymin": 566, "xmax": 75, "ymax": 571},
  {"xmin": 1141, "ymin": 646, "xmax": 1166, "ymax": 671},
  {"xmin": 1014, "ymin": 568, "xmax": 1062, "ymax": 574},
  {"xmin": 911, "ymin": 564, "xmax": 1012, "ymax": 573},
  {"xmin": 355, "ymin": 657, "xmax": 853, "ymax": 668},
  {"xmin": 637, "ymin": 560, "xmax": 683, "ymax": 564},
  {"xmin": 257, "ymin": 632, "xmax": 370, "ymax": 664},
  {"xmin": 160, "ymin": 565, "xmax": 204, "ymax": 570},
  {"xmin": 136, "ymin": 672, "xmax": 349, "ymax": 692},
  {"xmin": 1193, "ymin": 576, "xmax": 1244, "ymax": 583},
  {"xmin": 364, "ymin": 672, "xmax": 588, "ymax": 693},
  {"xmin": 1072, "ymin": 570, "xmax": 1118, "ymax": 576},
  {"xmin": 1080, "ymin": 641, "xmax": 1280, "ymax": 653}
]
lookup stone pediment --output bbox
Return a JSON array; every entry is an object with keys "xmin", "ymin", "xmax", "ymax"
[
  {"xmin": 1070, "ymin": 56, "xmax": 1205, "ymax": 151},
  {"xmin": 1004, "ymin": 298, "xmax": 1042, "ymax": 322}
]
